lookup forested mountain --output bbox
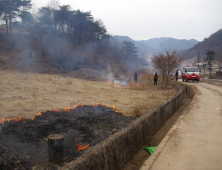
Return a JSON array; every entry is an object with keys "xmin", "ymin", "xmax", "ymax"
[
  {"xmin": 182, "ymin": 29, "xmax": 222, "ymax": 59},
  {"xmin": 113, "ymin": 36, "xmax": 199, "ymax": 54},
  {"xmin": 0, "ymin": 1, "xmax": 145, "ymax": 74}
]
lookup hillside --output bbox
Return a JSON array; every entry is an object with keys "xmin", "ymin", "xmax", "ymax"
[
  {"xmin": 182, "ymin": 29, "xmax": 222, "ymax": 59},
  {"xmin": 113, "ymin": 36, "xmax": 199, "ymax": 54}
]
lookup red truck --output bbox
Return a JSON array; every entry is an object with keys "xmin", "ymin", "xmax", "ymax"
[{"xmin": 181, "ymin": 65, "xmax": 200, "ymax": 82}]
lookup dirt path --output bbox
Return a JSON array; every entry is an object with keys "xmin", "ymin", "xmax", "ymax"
[{"xmin": 140, "ymin": 82, "xmax": 222, "ymax": 170}]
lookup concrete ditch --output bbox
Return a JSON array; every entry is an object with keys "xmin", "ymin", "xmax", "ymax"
[{"xmin": 60, "ymin": 83, "xmax": 196, "ymax": 170}]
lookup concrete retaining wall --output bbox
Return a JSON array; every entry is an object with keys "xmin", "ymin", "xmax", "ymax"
[
  {"xmin": 178, "ymin": 83, "xmax": 196, "ymax": 99},
  {"xmin": 60, "ymin": 83, "xmax": 195, "ymax": 170}
]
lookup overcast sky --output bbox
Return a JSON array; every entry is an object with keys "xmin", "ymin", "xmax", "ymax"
[{"xmin": 32, "ymin": 0, "xmax": 222, "ymax": 41}]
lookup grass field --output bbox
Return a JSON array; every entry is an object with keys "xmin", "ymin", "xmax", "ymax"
[{"xmin": 0, "ymin": 51, "xmax": 178, "ymax": 120}]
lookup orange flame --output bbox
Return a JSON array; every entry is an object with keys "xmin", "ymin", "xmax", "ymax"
[
  {"xmin": 106, "ymin": 80, "xmax": 138, "ymax": 87},
  {"xmin": 13, "ymin": 117, "xmax": 25, "ymax": 122},
  {"xmin": 52, "ymin": 103, "xmax": 119, "ymax": 117},
  {"xmin": 106, "ymin": 80, "xmax": 126, "ymax": 87},
  {"xmin": 0, "ymin": 117, "xmax": 25, "ymax": 125},
  {"xmin": 0, "ymin": 103, "xmax": 119, "ymax": 125},
  {"xmin": 75, "ymin": 140, "xmax": 90, "ymax": 151},
  {"xmin": 32, "ymin": 112, "xmax": 42, "ymax": 120},
  {"xmin": 65, "ymin": 107, "xmax": 71, "ymax": 112}
]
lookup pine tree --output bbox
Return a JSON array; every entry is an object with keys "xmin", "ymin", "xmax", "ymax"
[{"xmin": 1, "ymin": 0, "xmax": 31, "ymax": 35}]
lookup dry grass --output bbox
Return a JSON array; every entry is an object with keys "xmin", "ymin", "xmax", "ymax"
[
  {"xmin": 0, "ymin": 69, "xmax": 177, "ymax": 119},
  {"xmin": 0, "ymin": 50, "xmax": 177, "ymax": 119}
]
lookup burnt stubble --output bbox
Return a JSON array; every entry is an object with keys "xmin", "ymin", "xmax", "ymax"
[{"xmin": 0, "ymin": 105, "xmax": 135, "ymax": 169}]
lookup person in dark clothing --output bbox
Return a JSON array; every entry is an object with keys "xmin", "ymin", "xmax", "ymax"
[
  {"xmin": 29, "ymin": 51, "xmax": 32, "ymax": 59},
  {"xmin": 175, "ymin": 70, "xmax": 178, "ymax": 81},
  {"xmin": 134, "ymin": 72, "xmax": 137, "ymax": 83},
  {"xmin": 154, "ymin": 72, "xmax": 158, "ymax": 85}
]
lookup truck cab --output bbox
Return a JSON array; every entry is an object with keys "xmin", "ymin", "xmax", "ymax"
[{"xmin": 181, "ymin": 65, "xmax": 200, "ymax": 82}]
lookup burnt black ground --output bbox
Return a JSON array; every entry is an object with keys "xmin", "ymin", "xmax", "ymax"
[{"xmin": 0, "ymin": 105, "xmax": 135, "ymax": 169}]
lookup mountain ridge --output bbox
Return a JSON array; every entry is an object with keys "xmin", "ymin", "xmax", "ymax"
[
  {"xmin": 182, "ymin": 29, "xmax": 222, "ymax": 59},
  {"xmin": 112, "ymin": 36, "xmax": 199, "ymax": 54}
]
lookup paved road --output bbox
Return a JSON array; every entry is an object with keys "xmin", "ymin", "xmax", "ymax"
[{"xmin": 140, "ymin": 82, "xmax": 222, "ymax": 170}]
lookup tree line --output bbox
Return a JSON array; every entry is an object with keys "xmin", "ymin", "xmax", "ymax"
[
  {"xmin": 0, "ymin": 0, "xmax": 142, "ymax": 73},
  {"xmin": 0, "ymin": 0, "xmax": 31, "ymax": 35}
]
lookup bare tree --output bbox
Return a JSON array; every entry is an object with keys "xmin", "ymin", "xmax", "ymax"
[
  {"xmin": 48, "ymin": 0, "xmax": 60, "ymax": 10},
  {"xmin": 152, "ymin": 53, "xmax": 167, "ymax": 82},
  {"xmin": 152, "ymin": 50, "xmax": 182, "ymax": 85}
]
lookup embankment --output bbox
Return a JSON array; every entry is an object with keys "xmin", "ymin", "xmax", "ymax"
[{"xmin": 60, "ymin": 83, "xmax": 196, "ymax": 170}]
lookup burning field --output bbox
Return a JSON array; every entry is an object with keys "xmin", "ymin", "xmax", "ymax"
[
  {"xmin": 0, "ymin": 104, "xmax": 135, "ymax": 169},
  {"xmin": 0, "ymin": 68, "xmax": 178, "ymax": 169}
]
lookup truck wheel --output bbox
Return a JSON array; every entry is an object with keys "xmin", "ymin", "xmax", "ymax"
[
  {"xmin": 186, "ymin": 78, "xmax": 188, "ymax": 82},
  {"xmin": 197, "ymin": 79, "xmax": 199, "ymax": 83},
  {"xmin": 182, "ymin": 78, "xmax": 184, "ymax": 82}
]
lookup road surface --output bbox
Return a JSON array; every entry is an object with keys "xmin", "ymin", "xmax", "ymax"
[{"xmin": 140, "ymin": 82, "xmax": 222, "ymax": 170}]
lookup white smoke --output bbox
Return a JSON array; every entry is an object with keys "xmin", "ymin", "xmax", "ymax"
[
  {"xmin": 113, "ymin": 80, "xmax": 128, "ymax": 86},
  {"xmin": 102, "ymin": 64, "xmax": 137, "ymax": 86},
  {"xmin": 107, "ymin": 72, "xmax": 115, "ymax": 82}
]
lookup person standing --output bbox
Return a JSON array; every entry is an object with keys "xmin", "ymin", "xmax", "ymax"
[
  {"xmin": 29, "ymin": 51, "xmax": 32, "ymax": 59},
  {"xmin": 134, "ymin": 72, "xmax": 137, "ymax": 83},
  {"xmin": 175, "ymin": 70, "xmax": 178, "ymax": 81},
  {"xmin": 154, "ymin": 72, "xmax": 158, "ymax": 85}
]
